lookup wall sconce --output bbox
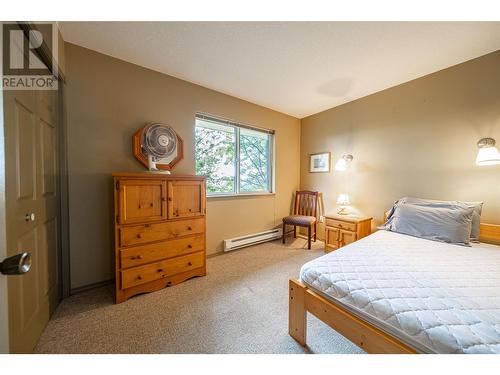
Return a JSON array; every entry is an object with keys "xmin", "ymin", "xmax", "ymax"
[
  {"xmin": 335, "ymin": 154, "xmax": 353, "ymax": 171},
  {"xmin": 476, "ymin": 138, "xmax": 500, "ymax": 166}
]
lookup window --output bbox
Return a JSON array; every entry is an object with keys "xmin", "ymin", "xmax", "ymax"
[{"xmin": 195, "ymin": 114, "xmax": 274, "ymax": 196}]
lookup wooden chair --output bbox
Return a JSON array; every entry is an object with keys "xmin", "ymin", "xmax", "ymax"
[{"xmin": 282, "ymin": 191, "xmax": 319, "ymax": 249}]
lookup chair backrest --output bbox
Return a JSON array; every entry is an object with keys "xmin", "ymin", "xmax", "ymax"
[{"xmin": 293, "ymin": 191, "xmax": 319, "ymax": 218}]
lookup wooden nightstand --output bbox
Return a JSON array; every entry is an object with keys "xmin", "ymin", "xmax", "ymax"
[{"xmin": 324, "ymin": 214, "xmax": 372, "ymax": 252}]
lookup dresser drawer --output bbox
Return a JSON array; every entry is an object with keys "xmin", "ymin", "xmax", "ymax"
[
  {"xmin": 120, "ymin": 234, "xmax": 204, "ymax": 269},
  {"xmin": 119, "ymin": 217, "xmax": 204, "ymax": 247},
  {"xmin": 325, "ymin": 218, "xmax": 357, "ymax": 232},
  {"xmin": 121, "ymin": 251, "xmax": 205, "ymax": 289}
]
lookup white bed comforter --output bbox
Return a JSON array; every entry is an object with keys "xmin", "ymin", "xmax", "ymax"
[{"xmin": 299, "ymin": 230, "xmax": 500, "ymax": 353}]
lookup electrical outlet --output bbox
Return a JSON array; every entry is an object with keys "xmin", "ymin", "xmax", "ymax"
[{"xmin": 319, "ymin": 215, "xmax": 324, "ymax": 223}]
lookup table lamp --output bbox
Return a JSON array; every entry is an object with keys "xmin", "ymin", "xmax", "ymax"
[{"xmin": 336, "ymin": 193, "xmax": 350, "ymax": 215}]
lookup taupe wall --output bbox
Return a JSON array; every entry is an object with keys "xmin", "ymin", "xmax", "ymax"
[
  {"xmin": 65, "ymin": 43, "xmax": 300, "ymax": 289},
  {"xmin": 301, "ymin": 50, "xmax": 500, "ymax": 239},
  {"xmin": 65, "ymin": 41, "xmax": 500, "ymax": 289}
]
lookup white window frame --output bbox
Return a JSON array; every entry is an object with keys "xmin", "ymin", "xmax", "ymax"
[{"xmin": 195, "ymin": 113, "xmax": 275, "ymax": 197}]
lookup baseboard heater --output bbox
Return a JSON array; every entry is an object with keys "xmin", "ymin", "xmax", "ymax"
[{"xmin": 224, "ymin": 228, "xmax": 283, "ymax": 252}]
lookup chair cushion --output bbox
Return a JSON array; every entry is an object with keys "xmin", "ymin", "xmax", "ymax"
[{"xmin": 283, "ymin": 215, "xmax": 317, "ymax": 226}]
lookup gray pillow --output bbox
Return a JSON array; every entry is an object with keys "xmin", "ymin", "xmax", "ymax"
[
  {"xmin": 386, "ymin": 197, "xmax": 483, "ymax": 242},
  {"xmin": 385, "ymin": 203, "xmax": 474, "ymax": 246}
]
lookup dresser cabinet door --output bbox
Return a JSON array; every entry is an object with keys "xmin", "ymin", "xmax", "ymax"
[
  {"xmin": 340, "ymin": 229, "xmax": 357, "ymax": 246},
  {"xmin": 325, "ymin": 227, "xmax": 340, "ymax": 250},
  {"xmin": 167, "ymin": 180, "xmax": 206, "ymax": 219},
  {"xmin": 118, "ymin": 179, "xmax": 167, "ymax": 224}
]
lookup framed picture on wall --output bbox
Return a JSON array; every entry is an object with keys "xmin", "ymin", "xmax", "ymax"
[{"xmin": 309, "ymin": 152, "xmax": 331, "ymax": 173}]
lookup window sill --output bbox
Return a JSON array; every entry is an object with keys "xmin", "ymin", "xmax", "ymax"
[{"xmin": 207, "ymin": 192, "xmax": 276, "ymax": 199}]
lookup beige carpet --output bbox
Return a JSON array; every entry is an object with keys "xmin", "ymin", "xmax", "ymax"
[{"xmin": 34, "ymin": 238, "xmax": 364, "ymax": 354}]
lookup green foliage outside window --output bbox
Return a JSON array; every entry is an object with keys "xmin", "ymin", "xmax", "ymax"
[
  {"xmin": 195, "ymin": 123, "xmax": 235, "ymax": 193},
  {"xmin": 195, "ymin": 118, "xmax": 272, "ymax": 194},
  {"xmin": 239, "ymin": 129, "xmax": 269, "ymax": 192}
]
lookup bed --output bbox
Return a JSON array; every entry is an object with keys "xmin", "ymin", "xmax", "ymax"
[{"xmin": 289, "ymin": 221, "xmax": 500, "ymax": 354}]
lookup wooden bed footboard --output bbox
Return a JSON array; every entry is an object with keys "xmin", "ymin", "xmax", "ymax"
[{"xmin": 289, "ymin": 279, "xmax": 417, "ymax": 354}]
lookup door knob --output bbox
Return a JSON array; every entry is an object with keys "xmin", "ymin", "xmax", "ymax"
[
  {"xmin": 0, "ymin": 252, "xmax": 32, "ymax": 275},
  {"xmin": 25, "ymin": 213, "xmax": 35, "ymax": 222}
]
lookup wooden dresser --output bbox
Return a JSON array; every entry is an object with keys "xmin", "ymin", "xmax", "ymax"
[
  {"xmin": 113, "ymin": 172, "xmax": 206, "ymax": 303},
  {"xmin": 324, "ymin": 214, "xmax": 372, "ymax": 253}
]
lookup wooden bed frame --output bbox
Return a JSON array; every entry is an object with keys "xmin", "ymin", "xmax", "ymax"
[{"xmin": 289, "ymin": 221, "xmax": 500, "ymax": 353}]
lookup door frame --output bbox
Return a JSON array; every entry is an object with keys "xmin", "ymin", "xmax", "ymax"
[
  {"xmin": 58, "ymin": 81, "xmax": 71, "ymax": 298},
  {"xmin": 0, "ymin": 25, "xmax": 11, "ymax": 353}
]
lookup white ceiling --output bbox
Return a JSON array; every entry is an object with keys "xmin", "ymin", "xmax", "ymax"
[{"xmin": 59, "ymin": 22, "xmax": 500, "ymax": 118}]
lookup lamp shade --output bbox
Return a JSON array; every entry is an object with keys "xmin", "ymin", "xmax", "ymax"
[
  {"xmin": 476, "ymin": 145, "xmax": 500, "ymax": 166},
  {"xmin": 334, "ymin": 158, "xmax": 347, "ymax": 171},
  {"xmin": 336, "ymin": 193, "xmax": 350, "ymax": 206},
  {"xmin": 334, "ymin": 154, "xmax": 353, "ymax": 171}
]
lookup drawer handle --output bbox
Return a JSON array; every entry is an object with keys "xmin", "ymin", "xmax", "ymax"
[
  {"xmin": 157, "ymin": 268, "xmax": 163, "ymax": 273},
  {"xmin": 188, "ymin": 208, "xmax": 192, "ymax": 212},
  {"xmin": 187, "ymin": 262, "xmax": 192, "ymax": 266},
  {"xmin": 150, "ymin": 203, "xmax": 154, "ymax": 207},
  {"xmin": 144, "ymin": 224, "xmax": 151, "ymax": 228},
  {"xmin": 167, "ymin": 281, "xmax": 172, "ymax": 285},
  {"xmin": 168, "ymin": 197, "xmax": 172, "ymax": 202},
  {"xmin": 137, "ymin": 275, "xmax": 143, "ymax": 280},
  {"xmin": 138, "ymin": 204, "xmax": 142, "ymax": 209},
  {"xmin": 188, "ymin": 244, "xmax": 192, "ymax": 248},
  {"xmin": 187, "ymin": 226, "xmax": 192, "ymax": 231},
  {"xmin": 137, "ymin": 255, "xmax": 143, "ymax": 260},
  {"xmin": 136, "ymin": 234, "xmax": 142, "ymax": 239}
]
